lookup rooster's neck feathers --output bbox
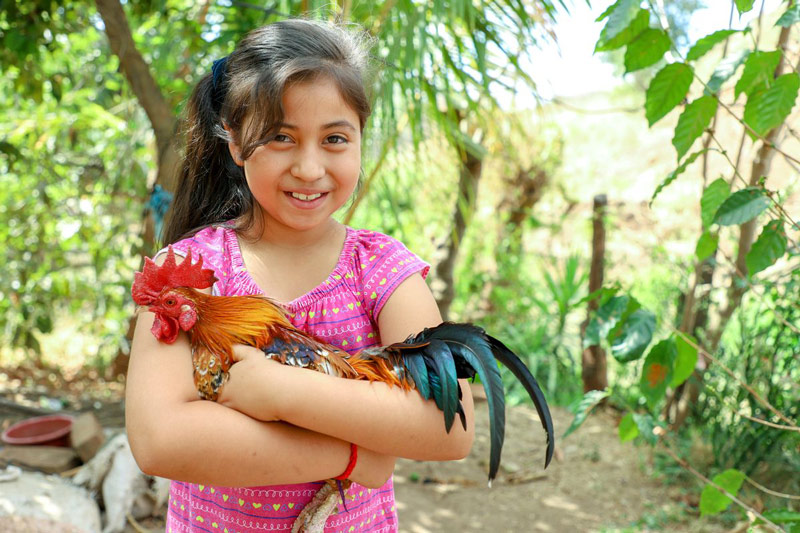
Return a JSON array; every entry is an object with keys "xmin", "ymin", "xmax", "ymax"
[{"xmin": 176, "ymin": 288, "xmax": 293, "ymax": 365}]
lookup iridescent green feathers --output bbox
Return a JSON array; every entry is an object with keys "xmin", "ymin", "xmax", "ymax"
[{"xmin": 385, "ymin": 322, "xmax": 555, "ymax": 483}]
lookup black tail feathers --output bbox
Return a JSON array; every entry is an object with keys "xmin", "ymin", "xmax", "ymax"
[{"xmin": 390, "ymin": 322, "xmax": 555, "ymax": 482}]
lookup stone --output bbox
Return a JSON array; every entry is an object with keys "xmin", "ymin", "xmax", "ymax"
[
  {"xmin": 69, "ymin": 412, "xmax": 106, "ymax": 463},
  {"xmin": 0, "ymin": 470, "xmax": 101, "ymax": 533}
]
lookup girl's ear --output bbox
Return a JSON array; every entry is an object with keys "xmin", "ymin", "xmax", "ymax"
[
  {"xmin": 227, "ymin": 140, "xmax": 244, "ymax": 167},
  {"xmin": 223, "ymin": 123, "xmax": 244, "ymax": 167}
]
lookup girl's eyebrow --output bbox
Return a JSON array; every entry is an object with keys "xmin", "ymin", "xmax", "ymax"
[{"xmin": 279, "ymin": 120, "xmax": 357, "ymax": 131}]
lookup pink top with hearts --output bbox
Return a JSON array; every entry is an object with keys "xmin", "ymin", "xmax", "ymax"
[{"xmin": 162, "ymin": 223, "xmax": 429, "ymax": 533}]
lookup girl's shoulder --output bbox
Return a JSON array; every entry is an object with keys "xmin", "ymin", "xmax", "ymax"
[
  {"xmin": 346, "ymin": 228, "xmax": 426, "ymax": 271},
  {"xmin": 343, "ymin": 227, "xmax": 430, "ymax": 318}
]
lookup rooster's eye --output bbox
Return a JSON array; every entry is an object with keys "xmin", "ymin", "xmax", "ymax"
[{"xmin": 165, "ymin": 298, "xmax": 176, "ymax": 306}]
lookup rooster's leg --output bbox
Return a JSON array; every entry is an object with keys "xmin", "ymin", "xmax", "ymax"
[{"xmin": 291, "ymin": 480, "xmax": 350, "ymax": 533}]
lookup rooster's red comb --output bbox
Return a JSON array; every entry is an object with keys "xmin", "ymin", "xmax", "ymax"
[{"xmin": 131, "ymin": 246, "xmax": 217, "ymax": 305}]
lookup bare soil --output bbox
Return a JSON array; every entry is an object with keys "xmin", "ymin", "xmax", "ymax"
[{"xmin": 393, "ymin": 400, "xmax": 724, "ymax": 533}]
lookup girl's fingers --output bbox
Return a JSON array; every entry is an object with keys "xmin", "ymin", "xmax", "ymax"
[{"xmin": 231, "ymin": 344, "xmax": 264, "ymax": 362}]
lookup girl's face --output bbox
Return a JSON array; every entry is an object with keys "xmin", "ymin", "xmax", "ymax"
[{"xmin": 231, "ymin": 76, "xmax": 362, "ymax": 236}]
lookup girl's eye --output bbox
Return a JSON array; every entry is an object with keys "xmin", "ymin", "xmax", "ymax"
[
  {"xmin": 272, "ymin": 134, "xmax": 291, "ymax": 143},
  {"xmin": 326, "ymin": 135, "xmax": 348, "ymax": 145}
]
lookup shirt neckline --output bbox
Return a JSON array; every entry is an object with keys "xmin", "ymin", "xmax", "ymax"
[{"xmin": 224, "ymin": 225, "xmax": 357, "ymax": 311}]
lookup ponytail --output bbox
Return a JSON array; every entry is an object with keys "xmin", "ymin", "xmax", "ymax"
[{"xmin": 161, "ymin": 73, "xmax": 253, "ymax": 246}]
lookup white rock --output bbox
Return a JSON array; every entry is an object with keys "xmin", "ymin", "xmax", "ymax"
[{"xmin": 0, "ymin": 470, "xmax": 101, "ymax": 533}]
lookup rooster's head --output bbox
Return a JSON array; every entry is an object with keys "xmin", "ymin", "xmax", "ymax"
[{"xmin": 131, "ymin": 246, "xmax": 217, "ymax": 343}]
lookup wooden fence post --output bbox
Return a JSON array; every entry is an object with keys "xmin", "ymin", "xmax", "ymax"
[{"xmin": 582, "ymin": 194, "xmax": 608, "ymax": 392}]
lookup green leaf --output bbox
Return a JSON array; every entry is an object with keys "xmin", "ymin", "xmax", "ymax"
[
  {"xmin": 672, "ymin": 96, "xmax": 717, "ymax": 161},
  {"xmin": 734, "ymin": 0, "xmax": 755, "ymax": 15},
  {"xmin": 701, "ymin": 178, "xmax": 731, "ymax": 228},
  {"xmin": 563, "ymin": 389, "xmax": 611, "ymax": 439},
  {"xmin": 746, "ymin": 219, "xmax": 787, "ymax": 276},
  {"xmin": 583, "ymin": 295, "xmax": 631, "ymax": 348},
  {"xmin": 632, "ymin": 413, "xmax": 659, "ymax": 445},
  {"xmin": 610, "ymin": 308, "xmax": 656, "ymax": 363},
  {"xmin": 651, "ymin": 149, "xmax": 709, "ymax": 206},
  {"xmin": 618, "ymin": 413, "xmax": 639, "ymax": 442},
  {"xmin": 596, "ymin": 0, "xmax": 643, "ymax": 50},
  {"xmin": 776, "ymin": 5, "xmax": 800, "ymax": 27},
  {"xmin": 734, "ymin": 50, "xmax": 781, "ymax": 99},
  {"xmin": 713, "ymin": 187, "xmax": 770, "ymax": 226},
  {"xmin": 700, "ymin": 469, "xmax": 746, "ymax": 516},
  {"xmin": 687, "ymin": 30, "xmax": 738, "ymax": 62},
  {"xmin": 695, "ymin": 230, "xmax": 719, "ymax": 261},
  {"xmin": 596, "ymin": 9, "xmax": 650, "ymax": 52},
  {"xmin": 705, "ymin": 50, "xmax": 749, "ymax": 95},
  {"xmin": 757, "ymin": 509, "xmax": 800, "ymax": 525},
  {"xmin": 671, "ymin": 333, "xmax": 698, "ymax": 387},
  {"xmin": 645, "ymin": 63, "xmax": 694, "ymax": 126},
  {"xmin": 640, "ymin": 339, "xmax": 677, "ymax": 409},
  {"xmin": 624, "ymin": 28, "xmax": 671, "ymax": 73},
  {"xmin": 743, "ymin": 73, "xmax": 800, "ymax": 139},
  {"xmin": 596, "ymin": 1, "xmax": 621, "ymax": 22}
]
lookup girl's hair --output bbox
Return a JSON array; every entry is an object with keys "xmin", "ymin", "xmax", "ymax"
[{"xmin": 162, "ymin": 19, "xmax": 373, "ymax": 246}]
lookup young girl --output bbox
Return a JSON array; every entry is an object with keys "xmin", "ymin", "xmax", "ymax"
[{"xmin": 126, "ymin": 19, "xmax": 475, "ymax": 533}]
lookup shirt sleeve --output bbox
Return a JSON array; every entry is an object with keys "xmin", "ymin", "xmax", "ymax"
[{"xmin": 357, "ymin": 231, "xmax": 431, "ymax": 321}]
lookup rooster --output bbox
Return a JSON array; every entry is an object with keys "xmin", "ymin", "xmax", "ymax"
[{"xmin": 132, "ymin": 246, "xmax": 554, "ymax": 533}]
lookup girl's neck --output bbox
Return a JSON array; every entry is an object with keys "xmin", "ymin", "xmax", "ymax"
[
  {"xmin": 242, "ymin": 213, "xmax": 343, "ymax": 251},
  {"xmin": 234, "ymin": 214, "xmax": 348, "ymax": 303}
]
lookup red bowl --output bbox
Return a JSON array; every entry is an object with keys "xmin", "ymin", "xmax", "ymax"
[{"xmin": 1, "ymin": 414, "xmax": 74, "ymax": 447}]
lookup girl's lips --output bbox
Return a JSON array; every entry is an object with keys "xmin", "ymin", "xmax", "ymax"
[{"xmin": 285, "ymin": 191, "xmax": 328, "ymax": 209}]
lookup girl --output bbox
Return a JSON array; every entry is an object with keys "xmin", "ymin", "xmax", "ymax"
[{"xmin": 126, "ymin": 19, "xmax": 475, "ymax": 533}]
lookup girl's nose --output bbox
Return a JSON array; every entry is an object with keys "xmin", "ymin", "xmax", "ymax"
[{"xmin": 290, "ymin": 151, "xmax": 325, "ymax": 181}]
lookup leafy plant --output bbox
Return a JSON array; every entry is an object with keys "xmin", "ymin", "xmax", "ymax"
[{"xmin": 565, "ymin": 0, "xmax": 800, "ymax": 528}]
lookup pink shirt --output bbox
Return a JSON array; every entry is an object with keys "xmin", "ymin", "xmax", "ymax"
[{"xmin": 163, "ymin": 224, "xmax": 429, "ymax": 533}]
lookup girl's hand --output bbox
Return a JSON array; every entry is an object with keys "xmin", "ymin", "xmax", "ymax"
[{"xmin": 217, "ymin": 345, "xmax": 287, "ymax": 422}]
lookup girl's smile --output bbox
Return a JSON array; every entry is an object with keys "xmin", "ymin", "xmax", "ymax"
[
  {"xmin": 230, "ymin": 76, "xmax": 362, "ymax": 239},
  {"xmin": 285, "ymin": 190, "xmax": 329, "ymax": 209}
]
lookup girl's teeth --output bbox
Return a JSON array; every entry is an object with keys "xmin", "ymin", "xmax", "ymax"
[{"xmin": 291, "ymin": 192, "xmax": 323, "ymax": 201}]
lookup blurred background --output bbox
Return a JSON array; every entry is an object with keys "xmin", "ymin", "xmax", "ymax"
[{"xmin": 1, "ymin": 1, "xmax": 798, "ymax": 532}]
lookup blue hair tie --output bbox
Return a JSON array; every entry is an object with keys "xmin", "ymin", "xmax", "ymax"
[{"xmin": 211, "ymin": 56, "xmax": 229, "ymax": 109}]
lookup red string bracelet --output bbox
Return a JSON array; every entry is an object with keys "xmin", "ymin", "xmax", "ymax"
[{"xmin": 334, "ymin": 443, "xmax": 358, "ymax": 480}]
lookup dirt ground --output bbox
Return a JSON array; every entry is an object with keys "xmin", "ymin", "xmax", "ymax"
[
  {"xmin": 0, "ymin": 370, "xmax": 730, "ymax": 533},
  {"xmin": 393, "ymin": 400, "xmax": 726, "ymax": 533}
]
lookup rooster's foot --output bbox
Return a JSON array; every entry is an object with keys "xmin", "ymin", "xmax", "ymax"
[{"xmin": 291, "ymin": 480, "xmax": 350, "ymax": 533}]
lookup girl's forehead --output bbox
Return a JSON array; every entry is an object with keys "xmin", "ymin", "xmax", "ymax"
[{"xmin": 280, "ymin": 78, "xmax": 360, "ymax": 125}]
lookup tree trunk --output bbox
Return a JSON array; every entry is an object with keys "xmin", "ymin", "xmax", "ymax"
[
  {"xmin": 95, "ymin": 0, "xmax": 178, "ymax": 173},
  {"xmin": 581, "ymin": 195, "xmax": 608, "ymax": 393},
  {"xmin": 433, "ymin": 136, "xmax": 483, "ymax": 320},
  {"xmin": 95, "ymin": 0, "xmax": 183, "ymax": 375}
]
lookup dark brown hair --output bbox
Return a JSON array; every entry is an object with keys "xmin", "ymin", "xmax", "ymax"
[{"xmin": 162, "ymin": 19, "xmax": 373, "ymax": 246}]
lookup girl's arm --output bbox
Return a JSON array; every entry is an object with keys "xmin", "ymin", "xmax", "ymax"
[
  {"xmin": 126, "ymin": 301, "xmax": 394, "ymax": 488},
  {"xmin": 219, "ymin": 273, "xmax": 476, "ymax": 461}
]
